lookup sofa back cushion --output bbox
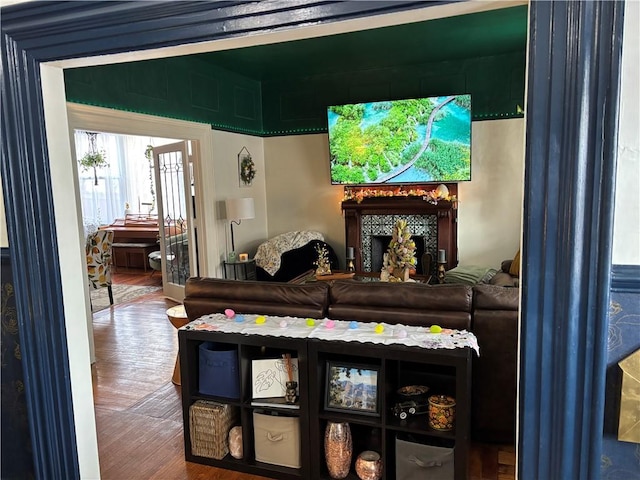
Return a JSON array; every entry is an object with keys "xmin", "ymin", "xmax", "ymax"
[
  {"xmin": 184, "ymin": 277, "xmax": 330, "ymax": 320},
  {"xmin": 473, "ymin": 284, "xmax": 520, "ymax": 311},
  {"xmin": 328, "ymin": 281, "xmax": 472, "ymax": 330}
]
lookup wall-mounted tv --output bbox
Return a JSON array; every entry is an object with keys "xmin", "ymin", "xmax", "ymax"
[{"xmin": 328, "ymin": 94, "xmax": 471, "ymax": 185}]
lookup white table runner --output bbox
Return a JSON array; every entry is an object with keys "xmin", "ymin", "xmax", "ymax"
[{"xmin": 183, "ymin": 313, "xmax": 479, "ymax": 356}]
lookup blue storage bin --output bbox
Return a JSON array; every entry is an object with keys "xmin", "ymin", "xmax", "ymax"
[{"xmin": 199, "ymin": 342, "xmax": 240, "ymax": 399}]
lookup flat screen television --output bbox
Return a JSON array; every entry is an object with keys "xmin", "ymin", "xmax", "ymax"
[{"xmin": 327, "ymin": 94, "xmax": 471, "ymax": 185}]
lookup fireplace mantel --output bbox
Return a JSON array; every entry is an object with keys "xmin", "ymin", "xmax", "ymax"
[{"xmin": 342, "ymin": 196, "xmax": 458, "ymax": 273}]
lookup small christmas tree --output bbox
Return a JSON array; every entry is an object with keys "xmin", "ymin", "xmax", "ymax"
[{"xmin": 382, "ymin": 219, "xmax": 416, "ymax": 282}]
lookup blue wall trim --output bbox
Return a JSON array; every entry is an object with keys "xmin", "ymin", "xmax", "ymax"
[
  {"xmin": 611, "ymin": 265, "xmax": 640, "ymax": 293},
  {"xmin": 520, "ymin": 1, "xmax": 624, "ymax": 478},
  {"xmin": 1, "ymin": 32, "xmax": 80, "ymax": 480},
  {"xmin": 0, "ymin": 1, "xmax": 627, "ymax": 479}
]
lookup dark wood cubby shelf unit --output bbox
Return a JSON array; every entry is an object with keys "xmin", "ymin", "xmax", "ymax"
[{"xmin": 179, "ymin": 329, "xmax": 472, "ymax": 480}]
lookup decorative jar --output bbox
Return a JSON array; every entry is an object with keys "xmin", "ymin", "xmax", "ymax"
[
  {"xmin": 324, "ymin": 421, "xmax": 352, "ymax": 479},
  {"xmin": 355, "ymin": 450, "xmax": 382, "ymax": 480},
  {"xmin": 428, "ymin": 394, "xmax": 456, "ymax": 431}
]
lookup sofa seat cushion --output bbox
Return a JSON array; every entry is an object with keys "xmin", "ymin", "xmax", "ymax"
[
  {"xmin": 327, "ymin": 281, "xmax": 472, "ymax": 330},
  {"xmin": 184, "ymin": 277, "xmax": 330, "ymax": 320}
]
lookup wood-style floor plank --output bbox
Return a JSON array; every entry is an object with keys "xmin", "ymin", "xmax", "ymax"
[
  {"xmin": 128, "ymin": 382, "xmax": 184, "ymax": 423},
  {"xmin": 93, "ymin": 270, "xmax": 515, "ymax": 479}
]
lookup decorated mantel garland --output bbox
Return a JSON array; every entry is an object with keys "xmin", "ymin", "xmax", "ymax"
[{"xmin": 342, "ymin": 184, "xmax": 456, "ymax": 205}]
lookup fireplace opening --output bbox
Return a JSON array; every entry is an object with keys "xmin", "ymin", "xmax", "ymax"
[{"xmin": 371, "ymin": 235, "xmax": 428, "ymax": 275}]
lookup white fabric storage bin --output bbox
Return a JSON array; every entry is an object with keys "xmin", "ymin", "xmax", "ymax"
[
  {"xmin": 395, "ymin": 438, "xmax": 454, "ymax": 480},
  {"xmin": 253, "ymin": 412, "xmax": 301, "ymax": 468}
]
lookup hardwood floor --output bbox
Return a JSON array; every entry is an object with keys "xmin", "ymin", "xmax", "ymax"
[{"xmin": 93, "ymin": 270, "xmax": 515, "ymax": 479}]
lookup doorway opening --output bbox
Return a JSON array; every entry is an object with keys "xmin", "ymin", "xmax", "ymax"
[{"xmin": 74, "ymin": 130, "xmax": 193, "ymax": 309}]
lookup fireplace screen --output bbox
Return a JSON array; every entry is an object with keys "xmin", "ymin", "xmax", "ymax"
[{"xmin": 361, "ymin": 214, "xmax": 438, "ymax": 275}]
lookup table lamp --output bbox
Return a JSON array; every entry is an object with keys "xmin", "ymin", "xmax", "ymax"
[{"xmin": 225, "ymin": 197, "xmax": 255, "ymax": 258}]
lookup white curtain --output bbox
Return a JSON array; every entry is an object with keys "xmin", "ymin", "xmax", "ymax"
[{"xmin": 74, "ymin": 130, "xmax": 177, "ymax": 233}]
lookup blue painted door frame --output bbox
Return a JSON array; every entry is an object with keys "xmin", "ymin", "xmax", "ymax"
[
  {"xmin": 0, "ymin": 1, "xmax": 626, "ymax": 478},
  {"xmin": 521, "ymin": 2, "xmax": 624, "ymax": 478}
]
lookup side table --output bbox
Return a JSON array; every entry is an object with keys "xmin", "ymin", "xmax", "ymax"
[
  {"xmin": 223, "ymin": 259, "xmax": 257, "ymax": 280},
  {"xmin": 166, "ymin": 304, "xmax": 190, "ymax": 385}
]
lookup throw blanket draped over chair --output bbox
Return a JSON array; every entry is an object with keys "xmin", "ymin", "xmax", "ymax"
[
  {"xmin": 254, "ymin": 231, "xmax": 339, "ymax": 282},
  {"xmin": 254, "ymin": 231, "xmax": 325, "ymax": 276},
  {"xmin": 86, "ymin": 229, "xmax": 114, "ymax": 305}
]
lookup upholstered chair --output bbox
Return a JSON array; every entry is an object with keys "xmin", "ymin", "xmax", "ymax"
[
  {"xmin": 254, "ymin": 231, "xmax": 339, "ymax": 282},
  {"xmin": 86, "ymin": 229, "xmax": 114, "ymax": 305}
]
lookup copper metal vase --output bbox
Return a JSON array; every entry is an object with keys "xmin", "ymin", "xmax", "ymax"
[
  {"xmin": 355, "ymin": 450, "xmax": 382, "ymax": 480},
  {"xmin": 324, "ymin": 421, "xmax": 352, "ymax": 479}
]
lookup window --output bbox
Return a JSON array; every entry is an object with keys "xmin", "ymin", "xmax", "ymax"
[{"xmin": 74, "ymin": 130, "xmax": 177, "ymax": 234}]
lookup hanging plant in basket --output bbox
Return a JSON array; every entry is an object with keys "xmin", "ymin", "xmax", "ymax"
[
  {"xmin": 238, "ymin": 147, "xmax": 256, "ymax": 186},
  {"xmin": 78, "ymin": 131, "xmax": 108, "ymax": 185}
]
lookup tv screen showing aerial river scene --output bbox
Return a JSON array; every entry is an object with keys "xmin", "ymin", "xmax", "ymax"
[{"xmin": 328, "ymin": 94, "xmax": 471, "ymax": 185}]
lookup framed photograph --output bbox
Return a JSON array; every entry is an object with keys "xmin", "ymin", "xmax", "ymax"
[{"xmin": 324, "ymin": 361, "xmax": 380, "ymax": 416}]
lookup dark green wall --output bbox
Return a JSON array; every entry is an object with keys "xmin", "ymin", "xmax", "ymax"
[
  {"xmin": 65, "ymin": 52, "xmax": 524, "ymax": 136},
  {"xmin": 261, "ymin": 51, "xmax": 525, "ymax": 135},
  {"xmin": 65, "ymin": 56, "xmax": 264, "ymax": 134}
]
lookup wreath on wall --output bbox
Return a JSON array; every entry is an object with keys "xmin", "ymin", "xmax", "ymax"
[{"xmin": 238, "ymin": 147, "xmax": 256, "ymax": 186}]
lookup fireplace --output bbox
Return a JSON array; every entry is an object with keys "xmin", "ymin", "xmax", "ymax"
[
  {"xmin": 369, "ymin": 230, "xmax": 432, "ymax": 275},
  {"xmin": 342, "ymin": 195, "xmax": 458, "ymax": 274},
  {"xmin": 370, "ymin": 236, "xmax": 392, "ymax": 273},
  {"xmin": 370, "ymin": 234, "xmax": 431, "ymax": 275}
]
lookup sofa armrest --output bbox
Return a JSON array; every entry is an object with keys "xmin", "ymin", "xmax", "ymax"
[
  {"xmin": 472, "ymin": 309, "xmax": 518, "ymax": 444},
  {"xmin": 471, "ymin": 283, "xmax": 519, "ymax": 444}
]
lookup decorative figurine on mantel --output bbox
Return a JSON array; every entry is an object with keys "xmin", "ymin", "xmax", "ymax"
[
  {"xmin": 314, "ymin": 244, "xmax": 332, "ymax": 276},
  {"xmin": 381, "ymin": 219, "xmax": 417, "ymax": 282}
]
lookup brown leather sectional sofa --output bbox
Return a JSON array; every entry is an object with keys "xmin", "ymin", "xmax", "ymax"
[{"xmin": 183, "ymin": 277, "xmax": 519, "ymax": 444}]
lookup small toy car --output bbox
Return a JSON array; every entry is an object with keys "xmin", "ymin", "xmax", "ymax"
[{"xmin": 392, "ymin": 400, "xmax": 429, "ymax": 420}]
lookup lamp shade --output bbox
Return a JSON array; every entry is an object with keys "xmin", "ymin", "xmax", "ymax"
[{"xmin": 225, "ymin": 197, "xmax": 255, "ymax": 221}]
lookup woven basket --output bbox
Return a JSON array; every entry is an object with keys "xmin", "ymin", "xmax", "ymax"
[{"xmin": 189, "ymin": 400, "xmax": 238, "ymax": 459}]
